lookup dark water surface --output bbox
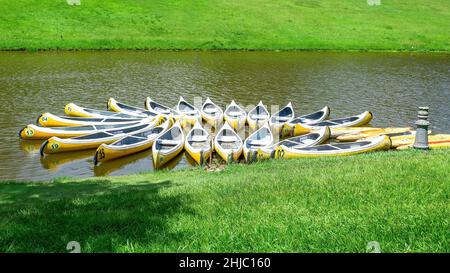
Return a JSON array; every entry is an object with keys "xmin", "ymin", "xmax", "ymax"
[{"xmin": 0, "ymin": 51, "xmax": 449, "ymax": 181}]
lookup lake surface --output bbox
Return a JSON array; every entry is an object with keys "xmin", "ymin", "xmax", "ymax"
[{"xmin": 0, "ymin": 51, "xmax": 449, "ymax": 181}]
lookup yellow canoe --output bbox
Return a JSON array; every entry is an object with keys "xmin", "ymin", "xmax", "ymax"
[
  {"xmin": 287, "ymin": 111, "xmax": 373, "ymax": 136},
  {"xmin": 214, "ymin": 121, "xmax": 243, "ymax": 163},
  {"xmin": 176, "ymin": 96, "xmax": 202, "ymax": 127},
  {"xmin": 94, "ymin": 117, "xmax": 172, "ymax": 164},
  {"xmin": 19, "ymin": 121, "xmax": 142, "ymax": 140},
  {"xmin": 185, "ymin": 121, "xmax": 213, "ymax": 165},
  {"xmin": 201, "ymin": 97, "xmax": 224, "ymax": 128},
  {"xmin": 152, "ymin": 121, "xmax": 185, "ymax": 168},
  {"xmin": 273, "ymin": 135, "xmax": 391, "ymax": 159},
  {"xmin": 243, "ymin": 123, "xmax": 274, "ymax": 162},
  {"xmin": 256, "ymin": 127, "xmax": 331, "ymax": 159},
  {"xmin": 37, "ymin": 112, "xmax": 144, "ymax": 127},
  {"xmin": 40, "ymin": 119, "xmax": 159, "ymax": 155},
  {"xmin": 269, "ymin": 102, "xmax": 294, "ymax": 138},
  {"xmin": 246, "ymin": 101, "xmax": 270, "ymax": 131},
  {"xmin": 224, "ymin": 100, "xmax": 247, "ymax": 131},
  {"xmin": 145, "ymin": 97, "xmax": 180, "ymax": 116}
]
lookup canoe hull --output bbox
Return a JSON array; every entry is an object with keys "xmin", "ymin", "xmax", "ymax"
[
  {"xmin": 186, "ymin": 147, "xmax": 212, "ymax": 165},
  {"xmin": 95, "ymin": 141, "xmax": 154, "ymax": 163},
  {"xmin": 41, "ymin": 137, "xmax": 118, "ymax": 154},
  {"xmin": 19, "ymin": 125, "xmax": 89, "ymax": 140},
  {"xmin": 224, "ymin": 116, "xmax": 245, "ymax": 131},
  {"xmin": 273, "ymin": 135, "xmax": 391, "ymax": 158},
  {"xmin": 152, "ymin": 144, "xmax": 184, "ymax": 168},
  {"xmin": 289, "ymin": 111, "xmax": 373, "ymax": 137},
  {"xmin": 215, "ymin": 145, "xmax": 242, "ymax": 163}
]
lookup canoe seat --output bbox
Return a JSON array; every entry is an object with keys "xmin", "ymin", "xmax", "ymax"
[
  {"xmin": 227, "ymin": 111, "xmax": 243, "ymax": 117},
  {"xmin": 250, "ymin": 114, "xmax": 268, "ymax": 119},
  {"xmin": 274, "ymin": 116, "xmax": 291, "ymax": 122},
  {"xmin": 219, "ymin": 136, "xmax": 237, "ymax": 142},
  {"xmin": 247, "ymin": 139, "xmax": 268, "ymax": 146},
  {"xmin": 204, "ymin": 108, "xmax": 219, "ymax": 114},
  {"xmin": 190, "ymin": 135, "xmax": 208, "ymax": 142},
  {"xmin": 182, "ymin": 110, "xmax": 198, "ymax": 115},
  {"xmin": 158, "ymin": 140, "xmax": 180, "ymax": 145}
]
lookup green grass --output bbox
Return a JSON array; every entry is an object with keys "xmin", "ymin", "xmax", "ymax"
[
  {"xmin": 0, "ymin": 149, "xmax": 449, "ymax": 253},
  {"xmin": 0, "ymin": 0, "xmax": 449, "ymax": 51}
]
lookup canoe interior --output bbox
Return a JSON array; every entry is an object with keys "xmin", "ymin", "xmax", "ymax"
[
  {"xmin": 74, "ymin": 124, "xmax": 149, "ymax": 140},
  {"xmin": 150, "ymin": 101, "xmax": 170, "ymax": 113},
  {"xmin": 47, "ymin": 125, "xmax": 96, "ymax": 131},
  {"xmin": 178, "ymin": 101, "xmax": 195, "ymax": 112},
  {"xmin": 93, "ymin": 123, "xmax": 140, "ymax": 130},
  {"xmin": 117, "ymin": 102, "xmax": 155, "ymax": 116},
  {"xmin": 202, "ymin": 103, "xmax": 221, "ymax": 116},
  {"xmin": 290, "ymin": 110, "xmax": 324, "ymax": 124},
  {"xmin": 110, "ymin": 126, "xmax": 165, "ymax": 147},
  {"xmin": 278, "ymin": 132, "xmax": 321, "ymax": 147},
  {"xmin": 218, "ymin": 141, "xmax": 240, "ymax": 149},
  {"xmin": 271, "ymin": 106, "xmax": 293, "ymax": 122},
  {"xmin": 249, "ymin": 106, "xmax": 269, "ymax": 120},
  {"xmin": 155, "ymin": 127, "xmax": 183, "ymax": 151},
  {"xmin": 83, "ymin": 108, "xmax": 133, "ymax": 118},
  {"xmin": 246, "ymin": 127, "xmax": 272, "ymax": 148},
  {"xmin": 187, "ymin": 128, "xmax": 210, "ymax": 149},
  {"xmin": 75, "ymin": 117, "xmax": 141, "ymax": 123},
  {"xmin": 225, "ymin": 105, "xmax": 245, "ymax": 117},
  {"xmin": 313, "ymin": 116, "xmax": 359, "ymax": 126},
  {"xmin": 217, "ymin": 128, "xmax": 241, "ymax": 149}
]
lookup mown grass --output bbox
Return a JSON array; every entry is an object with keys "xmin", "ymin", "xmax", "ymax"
[
  {"xmin": 0, "ymin": 0, "xmax": 449, "ymax": 51},
  {"xmin": 0, "ymin": 149, "xmax": 449, "ymax": 253}
]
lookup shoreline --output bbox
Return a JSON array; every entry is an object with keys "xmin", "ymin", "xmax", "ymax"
[{"xmin": 1, "ymin": 47, "xmax": 450, "ymax": 54}]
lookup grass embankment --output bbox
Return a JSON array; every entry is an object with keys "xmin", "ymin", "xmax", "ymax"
[
  {"xmin": 1, "ymin": 0, "xmax": 449, "ymax": 51},
  {"xmin": 0, "ymin": 149, "xmax": 449, "ymax": 253}
]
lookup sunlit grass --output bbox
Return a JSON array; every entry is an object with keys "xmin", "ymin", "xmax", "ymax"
[
  {"xmin": 0, "ymin": 149, "xmax": 449, "ymax": 252},
  {"xmin": 0, "ymin": 0, "xmax": 449, "ymax": 51}
]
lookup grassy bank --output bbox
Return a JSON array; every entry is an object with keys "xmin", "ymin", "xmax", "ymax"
[
  {"xmin": 1, "ymin": 0, "xmax": 449, "ymax": 51},
  {"xmin": 0, "ymin": 149, "xmax": 449, "ymax": 253}
]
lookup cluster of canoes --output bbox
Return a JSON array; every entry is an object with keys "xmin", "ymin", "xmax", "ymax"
[{"xmin": 19, "ymin": 97, "xmax": 450, "ymax": 169}]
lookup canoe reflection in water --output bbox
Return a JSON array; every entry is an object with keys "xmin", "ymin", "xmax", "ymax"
[
  {"xmin": 95, "ymin": 150, "xmax": 195, "ymax": 176},
  {"xmin": 20, "ymin": 137, "xmax": 196, "ymax": 177},
  {"xmin": 40, "ymin": 150, "xmax": 93, "ymax": 171},
  {"xmin": 20, "ymin": 140, "xmax": 44, "ymax": 155}
]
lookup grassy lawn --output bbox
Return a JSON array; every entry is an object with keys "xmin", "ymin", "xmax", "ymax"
[
  {"xmin": 0, "ymin": 149, "xmax": 448, "ymax": 253},
  {"xmin": 0, "ymin": 0, "xmax": 449, "ymax": 51}
]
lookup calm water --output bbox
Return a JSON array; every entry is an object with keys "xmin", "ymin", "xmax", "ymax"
[{"xmin": 0, "ymin": 51, "xmax": 449, "ymax": 181}]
